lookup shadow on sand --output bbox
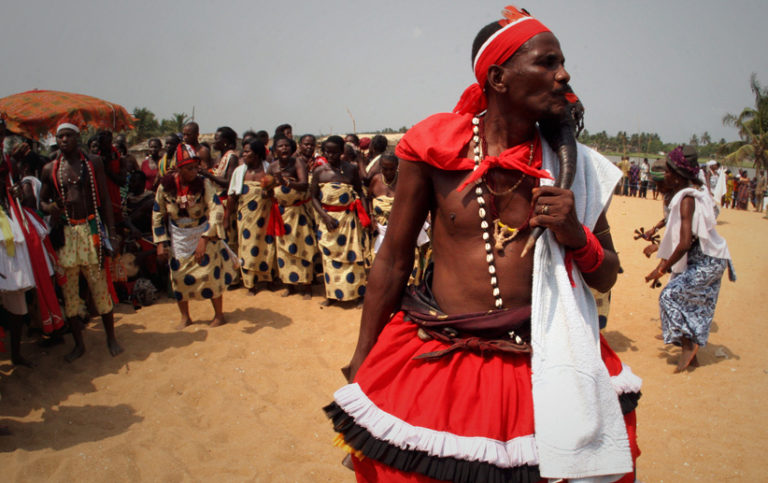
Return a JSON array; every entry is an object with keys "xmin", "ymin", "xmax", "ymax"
[
  {"xmin": 603, "ymin": 330, "xmax": 639, "ymax": 353},
  {"xmin": 226, "ymin": 306, "xmax": 292, "ymax": 334},
  {"xmin": 0, "ymin": 311, "xmax": 208, "ymax": 420},
  {"xmin": 0, "ymin": 404, "xmax": 143, "ymax": 452}
]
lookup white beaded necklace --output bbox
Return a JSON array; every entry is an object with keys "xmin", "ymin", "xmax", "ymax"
[{"xmin": 471, "ymin": 116, "xmax": 503, "ymax": 309}]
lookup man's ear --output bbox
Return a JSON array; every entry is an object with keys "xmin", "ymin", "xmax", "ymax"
[{"xmin": 486, "ymin": 64, "xmax": 508, "ymax": 94}]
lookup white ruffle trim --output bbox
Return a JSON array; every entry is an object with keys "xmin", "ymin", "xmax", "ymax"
[
  {"xmin": 610, "ymin": 364, "xmax": 643, "ymax": 395},
  {"xmin": 334, "ymin": 383, "xmax": 539, "ymax": 468}
]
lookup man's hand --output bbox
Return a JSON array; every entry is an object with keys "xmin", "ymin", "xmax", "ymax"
[
  {"xmin": 643, "ymin": 244, "xmax": 659, "ymax": 258},
  {"xmin": 10, "ymin": 143, "xmax": 30, "ymax": 162},
  {"xmin": 645, "ymin": 260, "xmax": 668, "ymax": 286},
  {"xmin": 45, "ymin": 199, "xmax": 64, "ymax": 218},
  {"xmin": 530, "ymin": 186, "xmax": 585, "ymax": 248},
  {"xmin": 194, "ymin": 237, "xmax": 207, "ymax": 263},
  {"xmin": 323, "ymin": 215, "xmax": 339, "ymax": 232}
]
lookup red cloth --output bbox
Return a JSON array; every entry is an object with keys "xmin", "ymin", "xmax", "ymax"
[
  {"xmin": 350, "ymin": 314, "xmax": 638, "ymax": 482},
  {"xmin": 322, "ymin": 199, "xmax": 371, "ymax": 228},
  {"xmin": 266, "ymin": 199, "xmax": 286, "ymax": 237},
  {"xmin": 141, "ymin": 157, "xmax": 159, "ymax": 191},
  {"xmin": 2, "ymin": 160, "xmax": 64, "ymax": 333},
  {"xmin": 453, "ymin": 9, "xmax": 550, "ymax": 115},
  {"xmin": 395, "ymin": 112, "xmax": 552, "ymax": 192}
]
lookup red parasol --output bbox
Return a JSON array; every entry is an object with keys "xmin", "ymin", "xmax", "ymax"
[{"xmin": 0, "ymin": 89, "xmax": 135, "ymax": 140}]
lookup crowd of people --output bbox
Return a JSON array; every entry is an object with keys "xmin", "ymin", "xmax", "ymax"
[
  {"xmin": 614, "ymin": 153, "xmax": 768, "ymax": 212},
  {"xmin": 0, "ymin": 5, "xmax": 750, "ymax": 480},
  {"xmin": 0, "ymin": 116, "xmax": 417, "ymax": 364}
]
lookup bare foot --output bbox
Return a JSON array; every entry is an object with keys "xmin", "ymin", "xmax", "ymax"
[
  {"xmin": 342, "ymin": 453, "xmax": 355, "ymax": 470},
  {"xmin": 675, "ymin": 339, "xmax": 700, "ymax": 373},
  {"xmin": 655, "ymin": 334, "xmax": 664, "ymax": 341},
  {"xmin": 107, "ymin": 338, "xmax": 124, "ymax": 357},
  {"xmin": 302, "ymin": 291, "xmax": 312, "ymax": 300},
  {"xmin": 11, "ymin": 355, "xmax": 34, "ymax": 368},
  {"xmin": 210, "ymin": 315, "xmax": 227, "ymax": 328},
  {"xmin": 176, "ymin": 318, "xmax": 193, "ymax": 330},
  {"xmin": 320, "ymin": 299, "xmax": 334, "ymax": 307},
  {"xmin": 690, "ymin": 354, "xmax": 700, "ymax": 367},
  {"xmin": 65, "ymin": 344, "xmax": 86, "ymax": 363},
  {"xmin": 280, "ymin": 287, "xmax": 292, "ymax": 297},
  {"xmin": 247, "ymin": 288, "xmax": 260, "ymax": 296}
]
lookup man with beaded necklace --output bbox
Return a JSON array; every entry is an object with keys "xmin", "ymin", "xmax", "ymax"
[
  {"xmin": 325, "ymin": 6, "xmax": 640, "ymax": 482},
  {"xmin": 39, "ymin": 123, "xmax": 123, "ymax": 362}
]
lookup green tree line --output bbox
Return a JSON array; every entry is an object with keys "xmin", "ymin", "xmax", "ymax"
[{"xmin": 129, "ymin": 108, "xmax": 191, "ymax": 142}]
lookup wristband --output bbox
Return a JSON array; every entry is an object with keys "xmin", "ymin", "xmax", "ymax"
[{"xmin": 570, "ymin": 225, "xmax": 604, "ymax": 273}]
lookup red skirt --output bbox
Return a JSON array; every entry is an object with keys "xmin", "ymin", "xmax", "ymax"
[{"xmin": 325, "ymin": 312, "xmax": 640, "ymax": 482}]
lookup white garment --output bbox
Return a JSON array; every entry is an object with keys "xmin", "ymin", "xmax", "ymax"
[
  {"xmin": 21, "ymin": 176, "xmax": 41, "ymax": 209},
  {"xmin": 227, "ymin": 162, "xmax": 271, "ymax": 196},
  {"xmin": 0, "ymin": 207, "xmax": 53, "ymax": 292},
  {"xmin": 657, "ymin": 187, "xmax": 732, "ymax": 274},
  {"xmin": 374, "ymin": 221, "xmax": 429, "ymax": 254},
  {"xmin": 366, "ymin": 154, "xmax": 382, "ymax": 174},
  {"xmin": 712, "ymin": 167, "xmax": 727, "ymax": 202},
  {"xmin": 531, "ymin": 136, "xmax": 633, "ymax": 481},
  {"xmin": 169, "ymin": 219, "xmax": 210, "ymax": 259}
]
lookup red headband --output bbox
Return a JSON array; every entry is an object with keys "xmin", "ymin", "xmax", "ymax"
[{"xmin": 454, "ymin": 6, "xmax": 550, "ymax": 115}]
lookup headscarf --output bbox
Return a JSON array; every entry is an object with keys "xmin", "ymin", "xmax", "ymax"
[
  {"xmin": 175, "ymin": 143, "xmax": 198, "ymax": 168},
  {"xmin": 453, "ymin": 6, "xmax": 550, "ymax": 115},
  {"xmin": 56, "ymin": 123, "xmax": 80, "ymax": 134},
  {"xmin": 666, "ymin": 145, "xmax": 701, "ymax": 184}
]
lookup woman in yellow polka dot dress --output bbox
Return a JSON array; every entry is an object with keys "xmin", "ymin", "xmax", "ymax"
[
  {"xmin": 227, "ymin": 140, "xmax": 276, "ymax": 294},
  {"xmin": 269, "ymin": 137, "xmax": 316, "ymax": 299},
  {"xmin": 311, "ymin": 136, "xmax": 370, "ymax": 305},
  {"xmin": 153, "ymin": 154, "xmax": 236, "ymax": 328}
]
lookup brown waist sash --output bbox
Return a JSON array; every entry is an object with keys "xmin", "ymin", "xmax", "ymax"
[{"xmin": 399, "ymin": 281, "xmax": 531, "ymax": 361}]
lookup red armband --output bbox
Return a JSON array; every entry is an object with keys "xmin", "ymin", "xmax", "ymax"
[{"xmin": 571, "ymin": 225, "xmax": 604, "ymax": 273}]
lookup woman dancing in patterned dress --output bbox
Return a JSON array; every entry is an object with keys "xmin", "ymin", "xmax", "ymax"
[
  {"xmin": 153, "ymin": 153, "xmax": 235, "ymax": 328},
  {"xmin": 645, "ymin": 146, "xmax": 735, "ymax": 372}
]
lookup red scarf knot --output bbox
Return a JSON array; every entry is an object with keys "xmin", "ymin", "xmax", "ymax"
[{"xmin": 457, "ymin": 134, "xmax": 552, "ymax": 192}]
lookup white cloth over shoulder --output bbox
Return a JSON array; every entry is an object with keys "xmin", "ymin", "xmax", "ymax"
[
  {"xmin": 227, "ymin": 162, "xmax": 271, "ymax": 196},
  {"xmin": 531, "ymin": 136, "xmax": 632, "ymax": 481},
  {"xmin": 657, "ymin": 187, "xmax": 732, "ymax": 274}
]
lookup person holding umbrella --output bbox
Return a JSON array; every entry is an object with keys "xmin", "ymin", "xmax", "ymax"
[{"xmin": 39, "ymin": 123, "xmax": 123, "ymax": 361}]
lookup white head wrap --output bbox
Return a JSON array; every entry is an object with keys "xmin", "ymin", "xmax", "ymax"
[{"xmin": 56, "ymin": 123, "xmax": 80, "ymax": 134}]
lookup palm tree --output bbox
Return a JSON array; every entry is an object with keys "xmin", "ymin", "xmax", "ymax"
[
  {"xmin": 722, "ymin": 73, "xmax": 768, "ymax": 170},
  {"xmin": 160, "ymin": 113, "xmax": 190, "ymax": 135},
  {"xmin": 132, "ymin": 107, "xmax": 160, "ymax": 142}
]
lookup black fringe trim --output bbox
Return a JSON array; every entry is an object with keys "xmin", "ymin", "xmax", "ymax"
[
  {"xmin": 619, "ymin": 391, "xmax": 642, "ymax": 415},
  {"xmin": 323, "ymin": 402, "xmax": 542, "ymax": 483}
]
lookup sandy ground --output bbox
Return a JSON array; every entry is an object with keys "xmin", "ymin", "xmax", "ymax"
[{"xmin": 0, "ymin": 195, "xmax": 766, "ymax": 482}]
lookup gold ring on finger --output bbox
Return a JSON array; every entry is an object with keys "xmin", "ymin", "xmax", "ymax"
[{"xmin": 542, "ymin": 205, "xmax": 549, "ymax": 215}]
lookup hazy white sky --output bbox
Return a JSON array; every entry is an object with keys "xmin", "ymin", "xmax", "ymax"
[{"xmin": 2, "ymin": 0, "xmax": 766, "ymax": 143}]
